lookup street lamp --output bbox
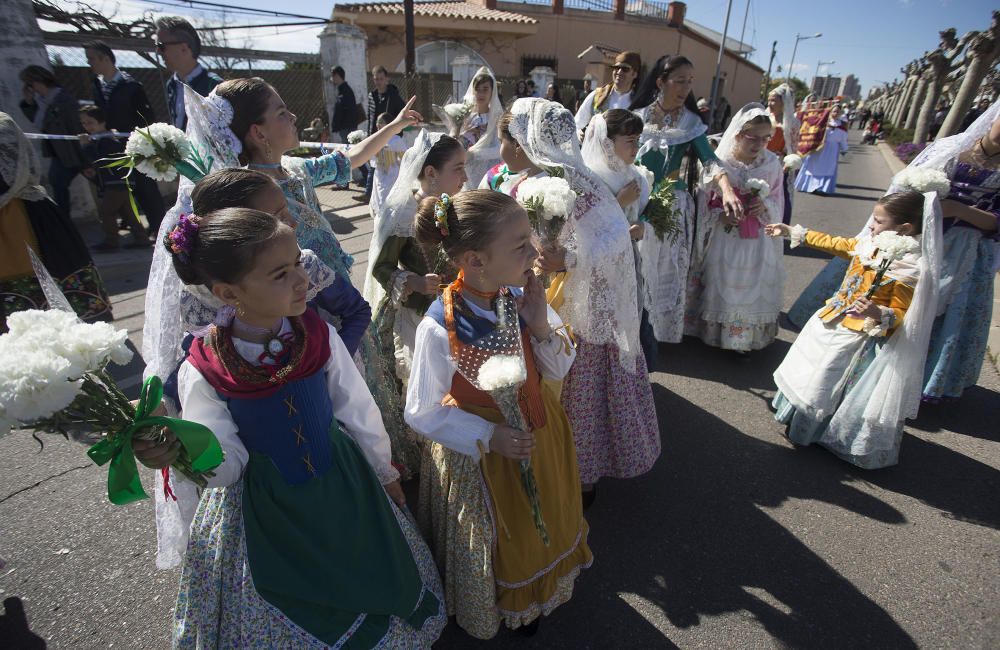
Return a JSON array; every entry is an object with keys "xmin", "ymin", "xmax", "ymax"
[
  {"xmin": 814, "ymin": 59, "xmax": 836, "ymax": 96},
  {"xmin": 788, "ymin": 32, "xmax": 822, "ymax": 83}
]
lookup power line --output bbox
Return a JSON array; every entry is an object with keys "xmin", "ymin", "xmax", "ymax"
[
  {"xmin": 197, "ymin": 20, "xmax": 327, "ymax": 31},
  {"xmin": 133, "ymin": 0, "xmax": 329, "ymax": 22}
]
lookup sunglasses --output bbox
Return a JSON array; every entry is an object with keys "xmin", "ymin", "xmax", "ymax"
[
  {"xmin": 612, "ymin": 65, "xmax": 633, "ymax": 72},
  {"xmin": 154, "ymin": 41, "xmax": 184, "ymax": 52}
]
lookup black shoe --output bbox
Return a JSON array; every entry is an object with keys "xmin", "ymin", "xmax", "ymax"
[
  {"xmin": 517, "ymin": 619, "xmax": 540, "ymax": 637},
  {"xmin": 581, "ymin": 486, "xmax": 597, "ymax": 510}
]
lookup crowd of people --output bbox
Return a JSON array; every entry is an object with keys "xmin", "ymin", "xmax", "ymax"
[{"xmin": 1, "ymin": 18, "xmax": 998, "ymax": 647}]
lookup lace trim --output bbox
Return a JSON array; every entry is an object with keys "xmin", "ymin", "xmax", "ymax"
[
  {"xmin": 789, "ymin": 224, "xmax": 809, "ymax": 248},
  {"xmin": 862, "ymin": 306, "xmax": 895, "ymax": 337},
  {"xmin": 390, "ymin": 268, "xmax": 417, "ymax": 304}
]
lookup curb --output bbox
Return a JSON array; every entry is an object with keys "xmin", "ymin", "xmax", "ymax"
[{"xmin": 878, "ymin": 141, "xmax": 1000, "ymax": 375}]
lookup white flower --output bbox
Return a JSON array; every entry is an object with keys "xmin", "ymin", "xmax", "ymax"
[
  {"xmin": 136, "ymin": 159, "xmax": 178, "ymax": 183},
  {"xmin": 783, "ymin": 154, "xmax": 803, "ymax": 170},
  {"xmin": 477, "ymin": 354, "xmax": 527, "ymax": 391},
  {"xmin": 891, "ymin": 167, "xmax": 950, "ymax": 195},
  {"xmin": 443, "ymin": 102, "xmax": 472, "ymax": 123},
  {"xmin": 2, "ymin": 310, "xmax": 132, "ymax": 379},
  {"xmin": 347, "ymin": 130, "xmax": 366, "ymax": 144},
  {"xmin": 144, "ymin": 123, "xmax": 191, "ymax": 158},
  {"xmin": 0, "ymin": 350, "xmax": 82, "ymax": 422},
  {"xmin": 517, "ymin": 176, "xmax": 577, "ymax": 220},
  {"xmin": 871, "ymin": 230, "xmax": 920, "ymax": 261},
  {"xmin": 124, "ymin": 131, "xmax": 155, "ymax": 158},
  {"xmin": 745, "ymin": 178, "xmax": 770, "ymax": 197}
]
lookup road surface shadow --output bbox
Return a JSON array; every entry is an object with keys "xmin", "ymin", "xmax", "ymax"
[
  {"xmin": 0, "ymin": 597, "xmax": 46, "ymax": 649},
  {"xmin": 908, "ymin": 385, "xmax": 1000, "ymax": 442}
]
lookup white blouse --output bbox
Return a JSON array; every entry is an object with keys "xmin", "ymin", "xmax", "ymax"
[
  {"xmin": 404, "ymin": 300, "xmax": 575, "ymax": 461},
  {"xmin": 575, "ymin": 88, "xmax": 633, "ymax": 132},
  {"xmin": 177, "ymin": 320, "xmax": 399, "ymax": 488}
]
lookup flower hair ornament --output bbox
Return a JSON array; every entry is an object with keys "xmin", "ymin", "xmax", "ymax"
[
  {"xmin": 435, "ymin": 193, "xmax": 452, "ymax": 236},
  {"xmin": 166, "ymin": 213, "xmax": 201, "ymax": 262}
]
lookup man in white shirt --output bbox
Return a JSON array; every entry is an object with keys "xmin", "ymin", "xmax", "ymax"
[
  {"xmin": 154, "ymin": 16, "xmax": 222, "ymax": 130},
  {"xmin": 574, "ymin": 51, "xmax": 641, "ymax": 136}
]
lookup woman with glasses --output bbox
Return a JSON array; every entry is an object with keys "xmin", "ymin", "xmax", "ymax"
[
  {"xmin": 687, "ymin": 104, "xmax": 785, "ymax": 353},
  {"xmin": 574, "ymin": 51, "xmax": 641, "ymax": 136},
  {"xmin": 629, "ymin": 55, "xmax": 742, "ymax": 346},
  {"xmin": 794, "ymin": 104, "xmax": 849, "ymax": 195}
]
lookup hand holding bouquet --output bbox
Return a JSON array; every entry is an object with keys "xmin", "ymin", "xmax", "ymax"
[
  {"xmin": 0, "ymin": 310, "xmax": 223, "ymax": 505},
  {"xmin": 864, "ymin": 231, "xmax": 921, "ymax": 300},
  {"xmin": 433, "ymin": 101, "xmax": 473, "ymax": 137}
]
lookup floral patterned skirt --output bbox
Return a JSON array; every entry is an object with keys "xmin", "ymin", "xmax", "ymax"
[{"xmin": 561, "ymin": 340, "xmax": 661, "ymax": 484}]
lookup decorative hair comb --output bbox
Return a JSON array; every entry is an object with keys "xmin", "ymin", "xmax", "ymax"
[
  {"xmin": 434, "ymin": 193, "xmax": 452, "ymax": 237},
  {"xmin": 167, "ymin": 213, "xmax": 201, "ymax": 262}
]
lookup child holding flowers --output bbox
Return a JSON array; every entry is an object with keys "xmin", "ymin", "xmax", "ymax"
[
  {"xmin": 687, "ymin": 103, "xmax": 785, "ymax": 353},
  {"xmin": 404, "ymin": 190, "xmax": 591, "ymax": 639},
  {"xmin": 147, "ymin": 206, "xmax": 446, "ymax": 647},
  {"xmin": 765, "ymin": 190, "xmax": 942, "ymax": 469}
]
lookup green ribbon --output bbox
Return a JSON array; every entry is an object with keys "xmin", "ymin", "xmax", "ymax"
[{"xmin": 87, "ymin": 376, "xmax": 224, "ymax": 505}]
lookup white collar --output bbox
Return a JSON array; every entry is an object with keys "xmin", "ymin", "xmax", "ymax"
[{"xmin": 174, "ymin": 63, "xmax": 204, "ymax": 84}]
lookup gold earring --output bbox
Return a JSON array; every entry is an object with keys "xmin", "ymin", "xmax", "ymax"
[
  {"xmin": 264, "ymin": 139, "xmax": 272, "ymax": 157},
  {"xmin": 235, "ymin": 300, "xmax": 245, "ymax": 318}
]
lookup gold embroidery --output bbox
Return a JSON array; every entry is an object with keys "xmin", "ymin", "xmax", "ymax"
[
  {"xmin": 302, "ymin": 453, "xmax": 316, "ymax": 475},
  {"xmin": 293, "ymin": 424, "xmax": 306, "ymax": 446},
  {"xmin": 284, "ymin": 395, "xmax": 297, "ymax": 416}
]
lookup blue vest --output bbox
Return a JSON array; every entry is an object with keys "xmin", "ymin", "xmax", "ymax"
[{"xmin": 226, "ymin": 371, "xmax": 335, "ymax": 485}]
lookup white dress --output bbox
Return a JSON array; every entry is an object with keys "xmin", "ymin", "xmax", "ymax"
[
  {"xmin": 795, "ymin": 123, "xmax": 848, "ymax": 193},
  {"xmin": 688, "ymin": 151, "xmax": 786, "ymax": 350}
]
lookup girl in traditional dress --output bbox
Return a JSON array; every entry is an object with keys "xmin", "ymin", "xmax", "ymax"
[
  {"xmin": 369, "ymin": 112, "xmax": 408, "ymax": 218},
  {"xmin": 509, "ymin": 98, "xmax": 660, "ymax": 504},
  {"xmin": 630, "ymin": 55, "xmax": 743, "ymax": 343},
  {"xmin": 766, "ymin": 190, "xmax": 941, "ymax": 469},
  {"xmin": 794, "ymin": 105, "xmax": 849, "ymax": 194},
  {"xmin": 786, "ymin": 103, "xmax": 999, "ymax": 401},
  {"xmin": 405, "ymin": 190, "xmax": 591, "ymax": 639},
  {"xmin": 0, "ymin": 112, "xmax": 113, "ymax": 331},
  {"xmin": 767, "ymin": 83, "xmax": 801, "ymax": 224},
  {"xmin": 361, "ymin": 132, "xmax": 467, "ymax": 471},
  {"xmin": 447, "ymin": 67, "xmax": 503, "ymax": 189},
  {"xmin": 687, "ymin": 104, "xmax": 785, "ymax": 353},
  {"xmin": 580, "ymin": 108, "xmax": 657, "ymax": 368},
  {"xmin": 146, "ymin": 206, "xmax": 446, "ymax": 647}
]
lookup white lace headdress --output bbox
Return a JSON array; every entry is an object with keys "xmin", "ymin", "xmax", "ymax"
[
  {"xmin": 463, "ymin": 67, "xmax": 503, "ymax": 159},
  {"xmin": 142, "ymin": 86, "xmax": 242, "ymax": 384},
  {"xmin": 768, "ymin": 83, "xmax": 800, "ymax": 156},
  {"xmin": 509, "ymin": 98, "xmax": 640, "ymax": 368},
  {"xmin": 580, "ymin": 112, "xmax": 651, "ymax": 217},
  {"xmin": 0, "ymin": 112, "xmax": 48, "ymax": 208},
  {"xmin": 362, "ymin": 128, "xmax": 443, "ymax": 307}
]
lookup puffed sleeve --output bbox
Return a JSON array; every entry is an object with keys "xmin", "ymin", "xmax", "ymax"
[
  {"xmin": 303, "ymin": 150, "xmax": 351, "ymax": 187},
  {"xmin": 530, "ymin": 305, "xmax": 576, "ymax": 380},
  {"xmin": 803, "ymin": 230, "xmax": 859, "ymax": 259},
  {"xmin": 322, "ymin": 324, "xmax": 399, "ymax": 484},
  {"xmin": 177, "ymin": 361, "xmax": 248, "ymax": 489},
  {"xmin": 404, "ymin": 317, "xmax": 496, "ymax": 460}
]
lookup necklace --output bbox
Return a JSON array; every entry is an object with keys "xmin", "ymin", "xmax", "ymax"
[
  {"xmin": 248, "ymin": 161, "xmax": 283, "ymax": 170},
  {"xmin": 657, "ymin": 102, "xmax": 683, "ymax": 127},
  {"xmin": 461, "ymin": 282, "xmax": 499, "ymax": 300},
  {"xmin": 232, "ymin": 317, "xmax": 290, "ymax": 358}
]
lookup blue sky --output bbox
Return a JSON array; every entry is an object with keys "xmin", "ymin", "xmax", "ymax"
[{"xmin": 45, "ymin": 0, "xmax": 998, "ymax": 95}]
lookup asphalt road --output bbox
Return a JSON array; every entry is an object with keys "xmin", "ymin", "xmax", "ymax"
[{"xmin": 1, "ymin": 131, "xmax": 997, "ymax": 649}]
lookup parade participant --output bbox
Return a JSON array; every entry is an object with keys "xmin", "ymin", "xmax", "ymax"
[
  {"xmin": 514, "ymin": 98, "xmax": 660, "ymax": 504},
  {"xmin": 767, "ymin": 190, "xmax": 941, "ymax": 469},
  {"xmin": 575, "ymin": 51, "xmax": 641, "ymax": 135},
  {"xmin": 148, "ymin": 206, "xmax": 446, "ymax": 647},
  {"xmin": 687, "ymin": 104, "xmax": 785, "ymax": 353},
  {"xmin": 369, "ymin": 112, "xmax": 408, "ymax": 218},
  {"xmin": 405, "ymin": 190, "xmax": 591, "ymax": 638},
  {"xmin": 795, "ymin": 105, "xmax": 849, "ymax": 194},
  {"xmin": 362, "ymin": 131, "xmax": 467, "ymax": 472},
  {"xmin": 630, "ymin": 55, "xmax": 742, "ymax": 343},
  {"xmin": 448, "ymin": 67, "xmax": 503, "ymax": 189},
  {"xmin": 767, "ymin": 83, "xmax": 801, "ymax": 224},
  {"xmin": 0, "ymin": 112, "xmax": 112, "ymax": 331}
]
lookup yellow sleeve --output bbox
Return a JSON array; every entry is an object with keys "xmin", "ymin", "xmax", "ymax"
[
  {"xmin": 884, "ymin": 281, "xmax": 915, "ymax": 332},
  {"xmin": 804, "ymin": 230, "xmax": 858, "ymax": 259}
]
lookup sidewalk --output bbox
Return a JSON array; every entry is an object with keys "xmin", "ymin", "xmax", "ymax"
[{"xmin": 878, "ymin": 141, "xmax": 1000, "ymax": 371}]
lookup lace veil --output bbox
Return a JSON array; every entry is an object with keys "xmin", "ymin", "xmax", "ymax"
[
  {"xmin": 580, "ymin": 112, "xmax": 651, "ymax": 218},
  {"xmin": 711, "ymin": 103, "xmax": 773, "ymax": 175},
  {"xmin": 767, "ymin": 83, "xmax": 800, "ymax": 155},
  {"xmin": 0, "ymin": 112, "xmax": 48, "ymax": 208},
  {"xmin": 509, "ymin": 98, "xmax": 639, "ymax": 368},
  {"xmin": 362, "ymin": 129, "xmax": 442, "ymax": 307},
  {"xmin": 463, "ymin": 67, "xmax": 504, "ymax": 188}
]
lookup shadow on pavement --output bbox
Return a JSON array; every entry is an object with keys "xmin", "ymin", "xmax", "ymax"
[
  {"xmin": 908, "ymin": 385, "xmax": 1000, "ymax": 442},
  {"xmin": 0, "ymin": 597, "xmax": 46, "ymax": 649}
]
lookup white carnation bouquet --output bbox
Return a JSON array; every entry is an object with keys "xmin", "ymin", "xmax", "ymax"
[
  {"xmin": 472, "ymin": 293, "xmax": 549, "ymax": 545},
  {"xmin": 347, "ymin": 129, "xmax": 366, "ymax": 145},
  {"xmin": 744, "ymin": 177, "xmax": 771, "ymax": 197},
  {"xmin": 0, "ymin": 309, "xmax": 223, "ymax": 505},
  {"xmin": 864, "ymin": 231, "xmax": 921, "ymax": 299},
  {"xmin": 891, "ymin": 167, "xmax": 950, "ymax": 195},
  {"xmin": 517, "ymin": 174, "xmax": 577, "ymax": 244},
  {"xmin": 783, "ymin": 154, "xmax": 804, "ymax": 171},
  {"xmin": 433, "ymin": 101, "xmax": 473, "ymax": 134}
]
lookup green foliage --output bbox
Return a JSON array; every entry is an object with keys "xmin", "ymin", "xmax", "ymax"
[{"xmin": 885, "ymin": 125, "xmax": 915, "ymax": 146}]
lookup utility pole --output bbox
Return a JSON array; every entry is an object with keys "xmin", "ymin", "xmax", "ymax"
[
  {"xmin": 404, "ymin": 0, "xmax": 415, "ymax": 74},
  {"xmin": 709, "ymin": 0, "xmax": 734, "ymax": 129},
  {"xmin": 762, "ymin": 40, "xmax": 777, "ymax": 100},
  {"xmin": 731, "ymin": 0, "xmax": 751, "ymax": 94}
]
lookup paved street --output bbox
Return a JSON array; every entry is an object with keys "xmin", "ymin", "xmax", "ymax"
[{"xmin": 1, "ymin": 132, "xmax": 998, "ymax": 648}]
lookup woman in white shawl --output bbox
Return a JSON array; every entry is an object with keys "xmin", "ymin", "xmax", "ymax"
[
  {"xmin": 517, "ymin": 98, "xmax": 660, "ymax": 502},
  {"xmin": 446, "ymin": 67, "xmax": 503, "ymax": 189},
  {"xmin": 687, "ymin": 103, "xmax": 785, "ymax": 352},
  {"xmin": 767, "ymin": 83, "xmax": 801, "ymax": 224}
]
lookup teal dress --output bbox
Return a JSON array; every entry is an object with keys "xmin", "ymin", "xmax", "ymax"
[{"xmin": 634, "ymin": 105, "xmax": 722, "ymax": 343}]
